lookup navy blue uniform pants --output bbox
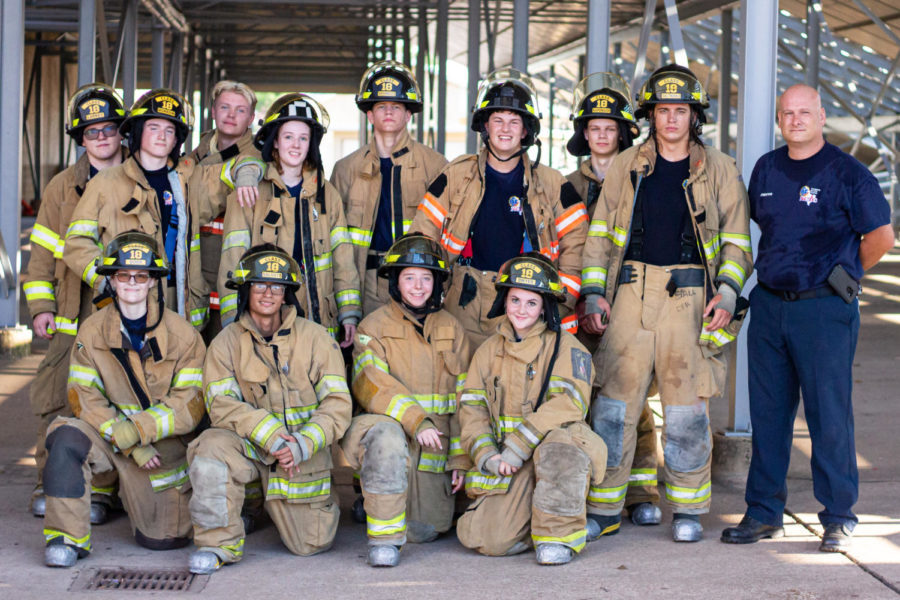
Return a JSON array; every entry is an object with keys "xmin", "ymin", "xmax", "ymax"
[{"xmin": 745, "ymin": 285, "xmax": 860, "ymax": 529}]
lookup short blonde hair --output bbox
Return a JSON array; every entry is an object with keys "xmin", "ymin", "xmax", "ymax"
[{"xmin": 210, "ymin": 80, "xmax": 257, "ymax": 111}]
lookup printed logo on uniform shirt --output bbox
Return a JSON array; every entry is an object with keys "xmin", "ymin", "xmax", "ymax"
[
  {"xmin": 508, "ymin": 196, "xmax": 523, "ymax": 214},
  {"xmin": 759, "ymin": 192, "xmax": 773, "ymax": 197},
  {"xmin": 163, "ymin": 190, "xmax": 173, "ymax": 206},
  {"xmin": 799, "ymin": 185, "xmax": 819, "ymax": 206}
]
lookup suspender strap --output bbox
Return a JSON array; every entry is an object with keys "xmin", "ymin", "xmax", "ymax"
[
  {"xmin": 110, "ymin": 347, "xmax": 152, "ymax": 411},
  {"xmin": 299, "ymin": 195, "xmax": 322, "ymax": 324},
  {"xmin": 585, "ymin": 179, "xmax": 600, "ymax": 211},
  {"xmin": 624, "ymin": 170, "xmax": 645, "ymax": 261},
  {"xmin": 392, "ymin": 165, "xmax": 404, "ymax": 241}
]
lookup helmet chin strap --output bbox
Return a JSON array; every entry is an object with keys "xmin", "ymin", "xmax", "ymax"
[{"xmin": 481, "ymin": 131, "xmax": 530, "ymax": 164}]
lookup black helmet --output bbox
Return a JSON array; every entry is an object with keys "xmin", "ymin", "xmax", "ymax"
[
  {"xmin": 254, "ymin": 92, "xmax": 329, "ymax": 163},
  {"xmin": 377, "ymin": 233, "xmax": 449, "ymax": 278},
  {"xmin": 225, "ymin": 246, "xmax": 303, "ymax": 290},
  {"xmin": 66, "ymin": 83, "xmax": 127, "ymax": 144},
  {"xmin": 356, "ymin": 61, "xmax": 423, "ymax": 114},
  {"xmin": 379, "ymin": 234, "xmax": 449, "ymax": 314},
  {"xmin": 471, "ymin": 68, "xmax": 542, "ymax": 147},
  {"xmin": 96, "ymin": 231, "xmax": 169, "ymax": 277},
  {"xmin": 634, "ymin": 64, "xmax": 709, "ymax": 122},
  {"xmin": 486, "ymin": 252, "xmax": 566, "ymax": 331},
  {"xmin": 567, "ymin": 73, "xmax": 640, "ymax": 156},
  {"xmin": 119, "ymin": 88, "xmax": 193, "ymax": 139}
]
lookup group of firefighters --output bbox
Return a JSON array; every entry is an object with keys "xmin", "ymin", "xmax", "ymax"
[{"xmin": 21, "ymin": 57, "xmax": 763, "ymax": 571}]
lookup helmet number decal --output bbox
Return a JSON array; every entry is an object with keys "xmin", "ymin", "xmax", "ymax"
[{"xmin": 666, "ymin": 83, "xmax": 679, "ymax": 94}]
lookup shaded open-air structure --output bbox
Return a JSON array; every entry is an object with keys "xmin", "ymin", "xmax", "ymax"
[{"xmin": 1, "ymin": 0, "xmax": 898, "ymax": 434}]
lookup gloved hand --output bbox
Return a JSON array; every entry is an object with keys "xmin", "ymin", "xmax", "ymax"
[
  {"xmin": 287, "ymin": 433, "xmax": 312, "ymax": 464},
  {"xmin": 131, "ymin": 444, "xmax": 159, "ymax": 468},
  {"xmin": 715, "ymin": 283, "xmax": 738, "ymax": 317},
  {"xmin": 479, "ymin": 451, "xmax": 501, "ymax": 476},
  {"xmin": 499, "ymin": 447, "xmax": 524, "ymax": 469},
  {"xmin": 111, "ymin": 419, "xmax": 140, "ymax": 450}
]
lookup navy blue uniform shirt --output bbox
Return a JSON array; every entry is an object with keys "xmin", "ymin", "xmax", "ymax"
[
  {"xmin": 749, "ymin": 142, "xmax": 890, "ymax": 291},
  {"xmin": 470, "ymin": 160, "xmax": 526, "ymax": 272},
  {"xmin": 633, "ymin": 154, "xmax": 699, "ymax": 266},
  {"xmin": 370, "ymin": 157, "xmax": 394, "ymax": 252},
  {"xmin": 140, "ymin": 164, "xmax": 176, "ymax": 284}
]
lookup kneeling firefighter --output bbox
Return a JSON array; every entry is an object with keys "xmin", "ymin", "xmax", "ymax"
[
  {"xmin": 456, "ymin": 254, "xmax": 608, "ymax": 565},
  {"xmin": 42, "ymin": 232, "xmax": 206, "ymax": 567},
  {"xmin": 188, "ymin": 245, "xmax": 352, "ymax": 574},
  {"xmin": 341, "ymin": 234, "xmax": 473, "ymax": 567}
]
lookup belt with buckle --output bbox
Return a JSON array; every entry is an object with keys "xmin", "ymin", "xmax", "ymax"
[{"xmin": 759, "ymin": 282, "xmax": 836, "ymax": 301}]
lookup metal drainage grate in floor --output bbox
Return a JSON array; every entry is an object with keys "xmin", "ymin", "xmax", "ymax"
[{"xmin": 70, "ymin": 567, "xmax": 209, "ymax": 593}]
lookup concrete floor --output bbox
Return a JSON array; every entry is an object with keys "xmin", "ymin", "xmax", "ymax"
[{"xmin": 1, "ymin": 248, "xmax": 898, "ymax": 599}]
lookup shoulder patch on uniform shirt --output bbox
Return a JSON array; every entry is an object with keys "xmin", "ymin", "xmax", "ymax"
[
  {"xmin": 426, "ymin": 173, "xmax": 447, "ymax": 198},
  {"xmin": 570, "ymin": 347, "xmax": 592, "ymax": 383},
  {"xmin": 560, "ymin": 181, "xmax": 581, "ymax": 209},
  {"xmin": 356, "ymin": 333, "xmax": 372, "ymax": 346}
]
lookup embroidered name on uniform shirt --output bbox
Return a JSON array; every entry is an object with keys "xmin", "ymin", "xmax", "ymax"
[
  {"xmin": 759, "ymin": 192, "xmax": 773, "ymax": 197},
  {"xmin": 799, "ymin": 186, "xmax": 819, "ymax": 206}
]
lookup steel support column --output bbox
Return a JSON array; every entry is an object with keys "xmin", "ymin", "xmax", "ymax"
[
  {"xmin": 0, "ymin": 0, "xmax": 25, "ymax": 324},
  {"xmin": 121, "ymin": 0, "xmax": 138, "ymax": 106},
  {"xmin": 585, "ymin": 0, "xmax": 610, "ymax": 74},
  {"xmin": 805, "ymin": 0, "xmax": 820, "ymax": 89},
  {"xmin": 436, "ymin": 0, "xmax": 448, "ymax": 154},
  {"xmin": 168, "ymin": 33, "xmax": 184, "ymax": 93},
  {"xmin": 77, "ymin": 0, "xmax": 96, "ymax": 85},
  {"xmin": 415, "ymin": 6, "xmax": 426, "ymax": 143},
  {"xmin": 467, "ymin": 0, "xmax": 480, "ymax": 154},
  {"xmin": 733, "ymin": 0, "xmax": 779, "ymax": 434},
  {"xmin": 151, "ymin": 25, "xmax": 165, "ymax": 89},
  {"xmin": 663, "ymin": 0, "xmax": 688, "ymax": 66},
  {"xmin": 512, "ymin": 0, "xmax": 528, "ymax": 72},
  {"xmin": 632, "ymin": 0, "xmax": 657, "ymax": 91},
  {"xmin": 718, "ymin": 9, "xmax": 733, "ymax": 154}
]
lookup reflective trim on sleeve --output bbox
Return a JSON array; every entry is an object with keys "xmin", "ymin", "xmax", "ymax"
[
  {"xmin": 299, "ymin": 422, "xmax": 327, "ymax": 453},
  {"xmin": 30, "ymin": 223, "xmax": 61, "ymax": 253},
  {"xmin": 189, "ymin": 307, "xmax": 208, "ymax": 328},
  {"xmin": 720, "ymin": 232, "xmax": 752, "ymax": 253},
  {"xmin": 330, "ymin": 226, "xmax": 350, "ymax": 249},
  {"xmin": 65, "ymin": 219, "xmax": 99, "ymax": 240},
  {"xmin": 68, "ymin": 364, "xmax": 106, "ymax": 394},
  {"xmin": 699, "ymin": 327, "xmax": 736, "ymax": 348},
  {"xmin": 561, "ymin": 314, "xmax": 578, "ymax": 334},
  {"xmin": 249, "ymin": 413, "xmax": 283, "ymax": 448},
  {"xmin": 418, "ymin": 451, "xmax": 447, "ymax": 473},
  {"xmin": 514, "ymin": 421, "xmax": 542, "ymax": 449},
  {"xmin": 559, "ymin": 271, "xmax": 581, "ymax": 299},
  {"xmin": 587, "ymin": 219, "xmax": 609, "ymax": 238},
  {"xmin": 313, "ymin": 251, "xmax": 333, "ymax": 272},
  {"xmin": 717, "ymin": 259, "xmax": 747, "ymax": 290},
  {"xmin": 702, "ymin": 234, "xmax": 721, "ymax": 261},
  {"xmin": 23, "ymin": 281, "xmax": 55, "ymax": 302},
  {"xmin": 460, "ymin": 390, "xmax": 487, "ymax": 408},
  {"xmin": 455, "ymin": 372, "xmax": 467, "ymax": 394},
  {"xmin": 418, "ymin": 193, "xmax": 448, "ymax": 228},
  {"xmin": 471, "ymin": 433, "xmax": 496, "ymax": 453},
  {"xmin": 547, "ymin": 376, "xmax": 587, "ymax": 418},
  {"xmin": 53, "ymin": 316, "xmax": 78, "ymax": 336},
  {"xmin": 385, "ymin": 394, "xmax": 418, "ymax": 421},
  {"xmin": 335, "ymin": 288, "xmax": 361, "ymax": 309},
  {"xmin": 555, "ymin": 203, "xmax": 588, "ymax": 237},
  {"xmin": 314, "ymin": 374, "xmax": 350, "ymax": 403},
  {"xmin": 497, "ymin": 414, "xmax": 523, "ymax": 435},
  {"xmin": 581, "ymin": 266, "xmax": 608, "ymax": 291},
  {"xmin": 279, "ymin": 403, "xmax": 318, "ymax": 426},
  {"xmin": 205, "ymin": 376, "xmax": 242, "ymax": 411},
  {"xmin": 348, "ymin": 227, "xmax": 373, "ymax": 247},
  {"xmin": 172, "ymin": 367, "xmax": 203, "ymax": 388},
  {"xmin": 449, "ymin": 436, "xmax": 465, "ymax": 457},
  {"xmin": 464, "ymin": 471, "xmax": 511, "ymax": 493},
  {"xmin": 81, "ymin": 260, "xmax": 99, "ymax": 287},
  {"xmin": 352, "ymin": 349, "xmax": 389, "ymax": 379},
  {"xmin": 440, "ymin": 230, "xmax": 466, "ymax": 255},
  {"xmin": 145, "ymin": 404, "xmax": 176, "ymax": 439},
  {"xmin": 412, "ymin": 393, "xmax": 456, "ymax": 415}
]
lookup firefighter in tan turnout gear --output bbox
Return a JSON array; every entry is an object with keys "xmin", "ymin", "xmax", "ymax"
[
  {"xmin": 456, "ymin": 254, "xmax": 608, "ymax": 566},
  {"xmin": 218, "ymin": 93, "xmax": 361, "ymax": 344},
  {"xmin": 341, "ymin": 234, "xmax": 472, "ymax": 567},
  {"xmin": 42, "ymin": 232, "xmax": 206, "ymax": 568},
  {"xmin": 331, "ymin": 62, "xmax": 448, "ymax": 316},
  {"xmin": 411, "ymin": 68, "xmax": 588, "ymax": 347},
  {"xmin": 580, "ymin": 64, "xmax": 752, "ymax": 542},
  {"xmin": 566, "ymin": 73, "xmax": 661, "ymax": 531},
  {"xmin": 63, "ymin": 88, "xmax": 212, "ymax": 330},
  {"xmin": 188, "ymin": 245, "xmax": 352, "ymax": 575},
  {"xmin": 188, "ymin": 80, "xmax": 259, "ymax": 342},
  {"xmin": 23, "ymin": 83, "xmax": 127, "ymax": 520}
]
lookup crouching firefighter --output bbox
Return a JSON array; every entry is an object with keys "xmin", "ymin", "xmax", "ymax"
[
  {"xmin": 42, "ymin": 232, "xmax": 206, "ymax": 568},
  {"xmin": 456, "ymin": 254, "xmax": 608, "ymax": 566},
  {"xmin": 187, "ymin": 245, "xmax": 352, "ymax": 574},
  {"xmin": 341, "ymin": 234, "xmax": 473, "ymax": 567}
]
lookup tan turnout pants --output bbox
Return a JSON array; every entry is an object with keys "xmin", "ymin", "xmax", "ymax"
[
  {"xmin": 341, "ymin": 414, "xmax": 455, "ymax": 546},
  {"xmin": 591, "ymin": 262, "xmax": 725, "ymax": 515},
  {"xmin": 457, "ymin": 422, "xmax": 607, "ymax": 556},
  {"xmin": 42, "ymin": 417, "xmax": 191, "ymax": 554},
  {"xmin": 188, "ymin": 428, "xmax": 339, "ymax": 563}
]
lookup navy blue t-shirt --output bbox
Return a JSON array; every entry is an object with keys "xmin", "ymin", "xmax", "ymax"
[
  {"xmin": 286, "ymin": 180, "xmax": 305, "ymax": 267},
  {"xmin": 141, "ymin": 165, "xmax": 175, "ymax": 283},
  {"xmin": 750, "ymin": 142, "xmax": 890, "ymax": 291},
  {"xmin": 370, "ymin": 157, "xmax": 394, "ymax": 252},
  {"xmin": 631, "ymin": 154, "xmax": 697, "ymax": 266},
  {"xmin": 470, "ymin": 160, "xmax": 526, "ymax": 272},
  {"xmin": 122, "ymin": 314, "xmax": 147, "ymax": 352}
]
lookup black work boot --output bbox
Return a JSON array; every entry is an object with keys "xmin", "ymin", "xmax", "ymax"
[{"xmin": 721, "ymin": 515, "xmax": 785, "ymax": 544}]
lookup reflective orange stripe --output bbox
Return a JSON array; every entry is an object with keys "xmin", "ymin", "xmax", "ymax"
[
  {"xmin": 539, "ymin": 241, "xmax": 560, "ymax": 261},
  {"xmin": 209, "ymin": 292, "xmax": 220, "ymax": 310},
  {"xmin": 555, "ymin": 204, "xmax": 588, "ymax": 238},
  {"xmin": 559, "ymin": 271, "xmax": 582, "ymax": 300},
  {"xmin": 419, "ymin": 193, "xmax": 448, "ymax": 229},
  {"xmin": 561, "ymin": 313, "xmax": 578, "ymax": 334},
  {"xmin": 200, "ymin": 217, "xmax": 225, "ymax": 235},
  {"xmin": 440, "ymin": 230, "xmax": 466, "ymax": 255}
]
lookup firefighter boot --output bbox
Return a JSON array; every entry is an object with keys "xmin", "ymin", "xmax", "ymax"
[
  {"xmin": 367, "ymin": 544, "xmax": 401, "ymax": 567},
  {"xmin": 672, "ymin": 513, "xmax": 703, "ymax": 542},
  {"xmin": 535, "ymin": 543, "xmax": 574, "ymax": 565}
]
